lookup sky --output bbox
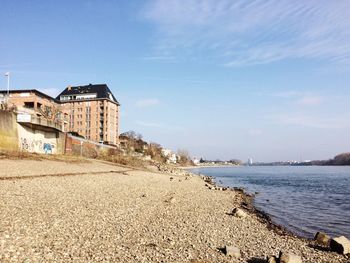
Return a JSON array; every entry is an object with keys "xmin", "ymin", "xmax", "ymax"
[{"xmin": 1, "ymin": 0, "xmax": 350, "ymax": 162}]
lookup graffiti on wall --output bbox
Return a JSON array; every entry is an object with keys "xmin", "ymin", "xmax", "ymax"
[{"xmin": 20, "ymin": 137, "xmax": 55, "ymax": 154}]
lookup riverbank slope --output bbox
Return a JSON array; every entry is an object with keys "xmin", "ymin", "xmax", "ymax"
[{"xmin": 0, "ymin": 159, "xmax": 346, "ymax": 262}]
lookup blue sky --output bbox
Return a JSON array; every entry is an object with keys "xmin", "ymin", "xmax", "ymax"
[{"xmin": 1, "ymin": 0, "xmax": 350, "ymax": 162}]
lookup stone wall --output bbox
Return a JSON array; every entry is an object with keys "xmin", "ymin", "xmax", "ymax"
[{"xmin": 0, "ymin": 110, "xmax": 19, "ymax": 150}]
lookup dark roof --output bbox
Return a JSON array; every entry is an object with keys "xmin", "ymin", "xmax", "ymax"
[
  {"xmin": 56, "ymin": 84, "xmax": 119, "ymax": 105},
  {"xmin": 0, "ymin": 89, "xmax": 59, "ymax": 102}
]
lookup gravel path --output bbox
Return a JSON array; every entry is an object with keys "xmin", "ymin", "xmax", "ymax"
[{"xmin": 0, "ymin": 160, "xmax": 347, "ymax": 262}]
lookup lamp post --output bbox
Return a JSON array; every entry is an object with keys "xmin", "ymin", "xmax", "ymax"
[{"xmin": 4, "ymin": 72, "xmax": 10, "ymax": 98}]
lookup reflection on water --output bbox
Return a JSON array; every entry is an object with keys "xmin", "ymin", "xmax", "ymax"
[{"xmin": 190, "ymin": 166, "xmax": 350, "ymax": 239}]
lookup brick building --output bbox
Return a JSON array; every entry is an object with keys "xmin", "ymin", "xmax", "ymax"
[
  {"xmin": 0, "ymin": 89, "xmax": 68, "ymax": 132},
  {"xmin": 0, "ymin": 83, "xmax": 120, "ymax": 145},
  {"xmin": 56, "ymin": 84, "xmax": 120, "ymax": 145}
]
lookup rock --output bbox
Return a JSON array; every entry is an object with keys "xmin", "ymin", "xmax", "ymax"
[
  {"xmin": 278, "ymin": 252, "xmax": 302, "ymax": 263},
  {"xmin": 232, "ymin": 208, "xmax": 247, "ymax": 218},
  {"xmin": 225, "ymin": 245, "xmax": 240, "ymax": 258},
  {"xmin": 330, "ymin": 236, "xmax": 350, "ymax": 255},
  {"xmin": 266, "ymin": 255, "xmax": 277, "ymax": 263},
  {"xmin": 314, "ymin": 232, "xmax": 330, "ymax": 246}
]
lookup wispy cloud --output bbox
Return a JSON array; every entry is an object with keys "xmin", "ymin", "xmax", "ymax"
[
  {"xmin": 267, "ymin": 114, "xmax": 350, "ymax": 129},
  {"xmin": 271, "ymin": 90, "xmax": 302, "ymax": 98},
  {"xmin": 296, "ymin": 96, "xmax": 322, "ymax": 106},
  {"xmin": 135, "ymin": 121, "xmax": 162, "ymax": 127},
  {"xmin": 143, "ymin": 0, "xmax": 350, "ymax": 66},
  {"xmin": 142, "ymin": 56, "xmax": 177, "ymax": 63},
  {"xmin": 271, "ymin": 90, "xmax": 324, "ymax": 106},
  {"xmin": 135, "ymin": 98, "xmax": 160, "ymax": 107}
]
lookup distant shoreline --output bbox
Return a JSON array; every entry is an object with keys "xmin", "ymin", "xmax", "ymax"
[{"xmin": 180, "ymin": 164, "xmax": 241, "ymax": 169}]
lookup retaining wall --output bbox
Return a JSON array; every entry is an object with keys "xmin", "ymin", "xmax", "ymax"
[
  {"xmin": 65, "ymin": 134, "xmax": 116, "ymax": 158},
  {"xmin": 0, "ymin": 110, "xmax": 19, "ymax": 150}
]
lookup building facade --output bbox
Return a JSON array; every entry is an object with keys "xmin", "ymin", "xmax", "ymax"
[
  {"xmin": 0, "ymin": 83, "xmax": 120, "ymax": 146},
  {"xmin": 0, "ymin": 89, "xmax": 68, "ymax": 132},
  {"xmin": 56, "ymin": 84, "xmax": 120, "ymax": 145}
]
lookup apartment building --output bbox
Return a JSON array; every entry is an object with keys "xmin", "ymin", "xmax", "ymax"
[{"xmin": 56, "ymin": 84, "xmax": 120, "ymax": 145}]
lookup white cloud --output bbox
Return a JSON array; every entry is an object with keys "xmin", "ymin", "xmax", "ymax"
[
  {"xmin": 143, "ymin": 0, "xmax": 350, "ymax": 66},
  {"xmin": 135, "ymin": 98, "xmax": 160, "ymax": 107}
]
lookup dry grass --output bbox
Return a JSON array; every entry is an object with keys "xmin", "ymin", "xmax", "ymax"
[
  {"xmin": 0, "ymin": 149, "xmax": 89, "ymax": 163},
  {"xmin": 98, "ymin": 154, "xmax": 146, "ymax": 168},
  {"xmin": 97, "ymin": 148, "xmax": 147, "ymax": 168}
]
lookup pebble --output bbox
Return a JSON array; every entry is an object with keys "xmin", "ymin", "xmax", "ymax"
[
  {"xmin": 314, "ymin": 232, "xmax": 330, "ymax": 246},
  {"xmin": 330, "ymin": 236, "xmax": 350, "ymax": 255},
  {"xmin": 225, "ymin": 245, "xmax": 241, "ymax": 258}
]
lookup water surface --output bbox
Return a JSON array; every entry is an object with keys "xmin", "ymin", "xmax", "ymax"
[{"xmin": 190, "ymin": 166, "xmax": 350, "ymax": 239}]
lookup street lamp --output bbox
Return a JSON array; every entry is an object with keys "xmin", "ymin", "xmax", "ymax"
[{"xmin": 4, "ymin": 72, "xmax": 10, "ymax": 97}]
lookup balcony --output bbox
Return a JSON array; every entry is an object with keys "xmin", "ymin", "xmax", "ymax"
[{"xmin": 17, "ymin": 113, "xmax": 63, "ymax": 132}]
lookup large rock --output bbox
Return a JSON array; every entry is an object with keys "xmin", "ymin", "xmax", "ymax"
[
  {"xmin": 225, "ymin": 245, "xmax": 241, "ymax": 258},
  {"xmin": 314, "ymin": 232, "xmax": 330, "ymax": 246},
  {"xmin": 266, "ymin": 255, "xmax": 277, "ymax": 263},
  {"xmin": 330, "ymin": 236, "xmax": 350, "ymax": 255},
  {"xmin": 279, "ymin": 252, "xmax": 302, "ymax": 263},
  {"xmin": 232, "ymin": 207, "xmax": 247, "ymax": 218}
]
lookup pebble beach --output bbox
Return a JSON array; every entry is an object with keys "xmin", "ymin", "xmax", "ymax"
[{"xmin": 0, "ymin": 159, "xmax": 348, "ymax": 262}]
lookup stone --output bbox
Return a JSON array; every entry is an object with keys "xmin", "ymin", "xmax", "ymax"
[
  {"xmin": 314, "ymin": 232, "xmax": 330, "ymax": 246},
  {"xmin": 225, "ymin": 245, "xmax": 240, "ymax": 258},
  {"xmin": 278, "ymin": 252, "xmax": 302, "ymax": 263},
  {"xmin": 330, "ymin": 236, "xmax": 350, "ymax": 255},
  {"xmin": 266, "ymin": 255, "xmax": 277, "ymax": 263},
  {"xmin": 232, "ymin": 208, "xmax": 247, "ymax": 218}
]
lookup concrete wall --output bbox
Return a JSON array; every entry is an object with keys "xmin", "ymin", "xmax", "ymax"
[
  {"xmin": 0, "ymin": 110, "xmax": 19, "ymax": 150},
  {"xmin": 17, "ymin": 124, "xmax": 65, "ymax": 154},
  {"xmin": 65, "ymin": 134, "xmax": 116, "ymax": 158}
]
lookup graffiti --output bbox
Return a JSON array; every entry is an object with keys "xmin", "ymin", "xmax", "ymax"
[
  {"xmin": 43, "ymin": 143, "xmax": 53, "ymax": 154},
  {"xmin": 21, "ymin": 138, "xmax": 30, "ymax": 151},
  {"xmin": 20, "ymin": 137, "xmax": 55, "ymax": 154}
]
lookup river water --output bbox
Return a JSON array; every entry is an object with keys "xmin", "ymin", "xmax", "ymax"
[{"xmin": 190, "ymin": 166, "xmax": 350, "ymax": 239}]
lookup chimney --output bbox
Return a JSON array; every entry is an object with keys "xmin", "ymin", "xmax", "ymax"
[{"xmin": 67, "ymin": 86, "xmax": 71, "ymax": 91}]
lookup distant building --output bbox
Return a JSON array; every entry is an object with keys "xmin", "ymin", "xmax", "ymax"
[
  {"xmin": 161, "ymin": 148, "xmax": 177, "ymax": 164},
  {"xmin": 56, "ymin": 84, "xmax": 120, "ymax": 145},
  {"xmin": 248, "ymin": 158, "xmax": 253, "ymax": 166},
  {"xmin": 193, "ymin": 157, "xmax": 200, "ymax": 165}
]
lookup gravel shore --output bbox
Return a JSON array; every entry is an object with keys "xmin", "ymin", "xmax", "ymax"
[{"xmin": 0, "ymin": 159, "xmax": 347, "ymax": 262}]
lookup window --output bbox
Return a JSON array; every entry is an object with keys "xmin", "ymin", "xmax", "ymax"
[{"xmin": 24, "ymin": 102, "xmax": 34, "ymax": 108}]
